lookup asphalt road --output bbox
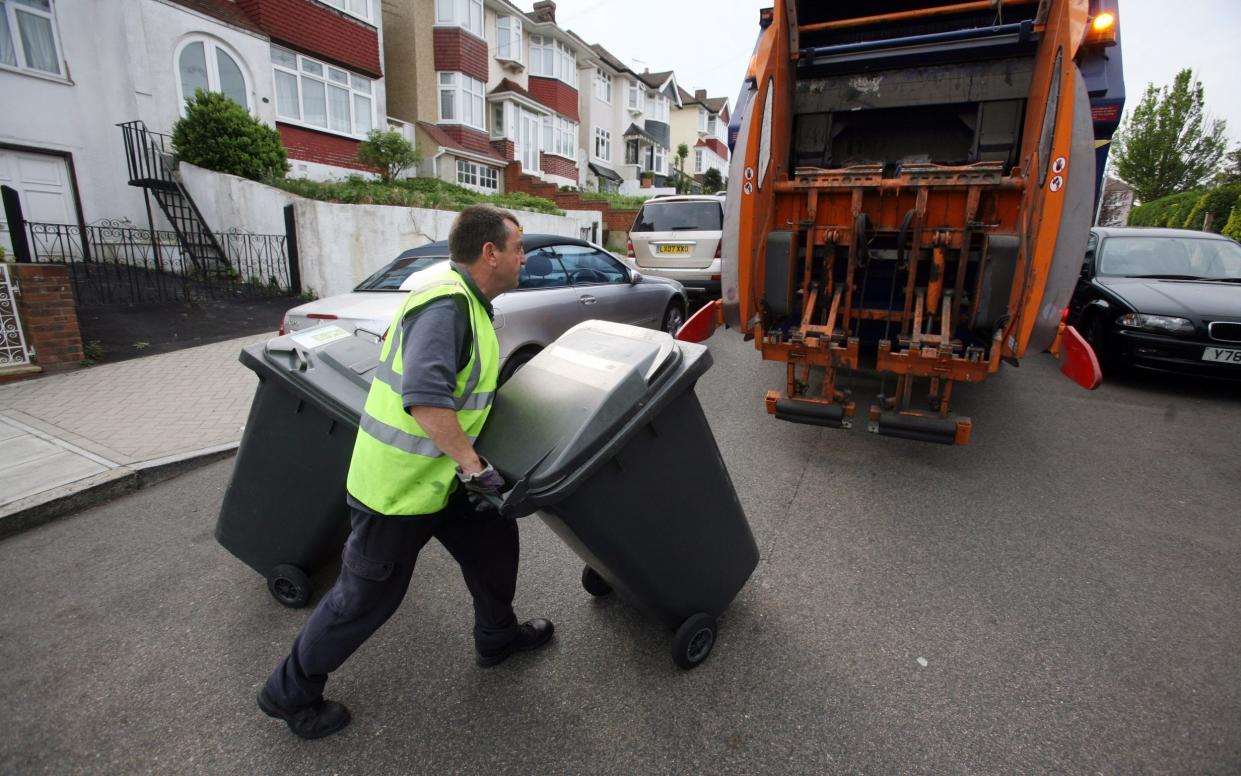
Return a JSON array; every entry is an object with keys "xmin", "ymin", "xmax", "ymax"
[{"xmin": 2, "ymin": 333, "xmax": 1239, "ymax": 775}]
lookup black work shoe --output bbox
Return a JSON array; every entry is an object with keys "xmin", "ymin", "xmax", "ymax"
[
  {"xmin": 476, "ymin": 618, "xmax": 555, "ymax": 667},
  {"xmin": 257, "ymin": 687, "xmax": 351, "ymax": 739}
]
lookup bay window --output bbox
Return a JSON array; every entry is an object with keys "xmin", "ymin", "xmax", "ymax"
[
  {"xmin": 651, "ymin": 93, "xmax": 669, "ymax": 123},
  {"xmin": 438, "ymin": 71, "xmax": 485, "ymax": 131},
  {"xmin": 1, "ymin": 0, "xmax": 64, "ymax": 77},
  {"xmin": 529, "ymin": 35, "xmax": 576, "ymax": 87},
  {"xmin": 541, "ymin": 115, "xmax": 576, "ymax": 159},
  {"xmin": 695, "ymin": 149, "xmax": 704, "ymax": 172},
  {"xmin": 496, "ymin": 15, "xmax": 522, "ymax": 62},
  {"xmin": 272, "ymin": 46, "xmax": 373, "ymax": 136},
  {"xmin": 435, "ymin": 0, "xmax": 483, "ymax": 38}
]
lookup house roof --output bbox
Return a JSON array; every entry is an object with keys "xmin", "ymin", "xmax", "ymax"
[
  {"xmin": 703, "ymin": 97, "xmax": 728, "ymax": 113},
  {"xmin": 637, "ymin": 70, "xmax": 674, "ymax": 90},
  {"xmin": 588, "ymin": 163, "xmax": 622, "ymax": 182},
  {"xmin": 489, "ymin": 78, "xmax": 533, "ymax": 100},
  {"xmin": 414, "ymin": 122, "xmax": 506, "ymax": 164},
  {"xmin": 164, "ymin": 0, "xmax": 266, "ymax": 35},
  {"xmin": 589, "ymin": 43, "xmax": 631, "ymax": 75},
  {"xmin": 623, "ymin": 123, "xmax": 658, "ymax": 143}
]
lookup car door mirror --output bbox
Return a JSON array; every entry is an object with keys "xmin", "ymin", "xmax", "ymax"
[{"xmin": 629, "ymin": 268, "xmax": 643, "ymax": 285}]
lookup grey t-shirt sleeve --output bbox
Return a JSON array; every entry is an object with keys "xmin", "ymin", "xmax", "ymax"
[{"xmin": 398, "ymin": 296, "xmax": 471, "ymax": 410}]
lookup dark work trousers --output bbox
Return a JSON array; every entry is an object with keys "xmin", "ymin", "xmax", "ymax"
[{"xmin": 265, "ymin": 490, "xmax": 520, "ymax": 708}]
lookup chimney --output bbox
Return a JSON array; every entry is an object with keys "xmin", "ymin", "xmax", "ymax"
[
  {"xmin": 532, "ymin": 0, "xmax": 556, "ymax": 23},
  {"xmin": 694, "ymin": 89, "xmax": 707, "ymax": 101}
]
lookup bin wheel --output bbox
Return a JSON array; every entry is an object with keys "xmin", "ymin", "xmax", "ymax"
[
  {"xmin": 581, "ymin": 566, "xmax": 612, "ymax": 597},
  {"xmin": 672, "ymin": 613, "xmax": 717, "ymax": 670},
  {"xmin": 267, "ymin": 564, "xmax": 312, "ymax": 608}
]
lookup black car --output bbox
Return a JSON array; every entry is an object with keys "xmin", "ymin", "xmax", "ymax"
[{"xmin": 1068, "ymin": 227, "xmax": 1241, "ymax": 378}]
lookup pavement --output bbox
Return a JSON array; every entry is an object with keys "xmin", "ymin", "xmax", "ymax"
[{"xmin": 0, "ymin": 332, "xmax": 273, "ymax": 537}]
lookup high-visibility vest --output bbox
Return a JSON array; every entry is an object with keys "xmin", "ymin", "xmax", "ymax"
[{"xmin": 346, "ymin": 263, "xmax": 499, "ymax": 516}]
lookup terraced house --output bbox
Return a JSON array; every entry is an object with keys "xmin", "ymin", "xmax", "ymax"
[
  {"xmin": 672, "ymin": 87, "xmax": 730, "ymax": 189},
  {"xmin": 1, "ymin": 0, "xmax": 392, "ymax": 252},
  {"xmin": 382, "ymin": 0, "xmax": 594, "ymax": 192}
]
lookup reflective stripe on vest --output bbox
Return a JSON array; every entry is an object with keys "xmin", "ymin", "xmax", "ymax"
[{"xmin": 346, "ymin": 263, "xmax": 499, "ymax": 516}]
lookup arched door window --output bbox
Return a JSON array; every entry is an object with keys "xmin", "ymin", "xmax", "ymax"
[{"xmin": 176, "ymin": 37, "xmax": 251, "ymax": 112}]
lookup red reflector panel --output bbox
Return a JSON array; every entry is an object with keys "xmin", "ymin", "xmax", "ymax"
[
  {"xmin": 1060, "ymin": 325, "xmax": 1102, "ymax": 390},
  {"xmin": 1091, "ymin": 104, "xmax": 1121, "ymax": 123},
  {"xmin": 675, "ymin": 300, "xmax": 721, "ymax": 343},
  {"xmin": 307, "ymin": 313, "xmax": 338, "ymax": 319}
]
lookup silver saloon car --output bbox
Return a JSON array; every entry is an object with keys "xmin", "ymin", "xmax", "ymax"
[{"xmin": 281, "ymin": 235, "xmax": 687, "ymax": 382}]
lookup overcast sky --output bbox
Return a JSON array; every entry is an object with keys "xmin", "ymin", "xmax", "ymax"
[{"xmin": 555, "ymin": 0, "xmax": 1240, "ymax": 149}]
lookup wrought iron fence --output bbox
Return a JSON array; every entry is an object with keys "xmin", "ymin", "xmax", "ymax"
[{"xmin": 26, "ymin": 219, "xmax": 293, "ymax": 306}]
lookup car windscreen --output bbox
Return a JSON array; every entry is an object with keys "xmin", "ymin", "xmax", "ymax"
[
  {"xmin": 1098, "ymin": 236, "xmax": 1241, "ymax": 280},
  {"xmin": 354, "ymin": 256, "xmax": 446, "ymax": 291},
  {"xmin": 632, "ymin": 202, "xmax": 723, "ymax": 232}
]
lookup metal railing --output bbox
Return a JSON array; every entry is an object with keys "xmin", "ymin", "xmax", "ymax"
[
  {"xmin": 25, "ymin": 220, "xmax": 292, "ymax": 306},
  {"xmin": 118, "ymin": 120, "xmax": 175, "ymax": 187}
]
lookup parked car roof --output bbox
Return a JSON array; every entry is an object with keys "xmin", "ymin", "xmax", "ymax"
[
  {"xmin": 394, "ymin": 234, "xmax": 600, "ymax": 261},
  {"xmin": 1092, "ymin": 227, "xmax": 1236, "ymax": 242}
]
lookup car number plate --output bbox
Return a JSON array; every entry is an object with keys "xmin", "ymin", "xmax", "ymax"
[
  {"xmin": 1202, "ymin": 346, "xmax": 1241, "ymax": 364},
  {"xmin": 657, "ymin": 244, "xmax": 690, "ymax": 255}
]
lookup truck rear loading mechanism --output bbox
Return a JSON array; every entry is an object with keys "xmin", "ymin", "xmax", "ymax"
[{"xmin": 678, "ymin": 0, "xmax": 1123, "ymax": 444}]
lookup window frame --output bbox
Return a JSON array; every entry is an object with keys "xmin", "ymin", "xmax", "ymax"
[
  {"xmin": 529, "ymin": 34, "xmax": 577, "ymax": 87},
  {"xmin": 495, "ymin": 14, "xmax": 523, "ymax": 63},
  {"xmin": 271, "ymin": 45, "xmax": 374, "ymax": 138},
  {"xmin": 456, "ymin": 159, "xmax": 500, "ymax": 192},
  {"xmin": 1, "ymin": 0, "xmax": 66, "ymax": 79},
  {"xmin": 435, "ymin": 0, "xmax": 484, "ymax": 38},
  {"xmin": 316, "ymin": 0, "xmax": 373, "ymax": 24},
  {"xmin": 593, "ymin": 68, "xmax": 612, "ymax": 103},
  {"xmin": 593, "ymin": 127, "xmax": 611, "ymax": 163},
  {"xmin": 437, "ymin": 70, "xmax": 486, "ymax": 131},
  {"xmin": 541, "ymin": 114, "xmax": 576, "ymax": 160},
  {"xmin": 175, "ymin": 36, "xmax": 253, "ymax": 114},
  {"xmin": 626, "ymin": 80, "xmax": 644, "ymax": 112}
]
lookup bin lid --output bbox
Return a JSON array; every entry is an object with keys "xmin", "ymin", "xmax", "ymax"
[
  {"xmin": 476, "ymin": 319, "xmax": 709, "ymax": 502},
  {"xmin": 240, "ymin": 324, "xmax": 381, "ymax": 426}
]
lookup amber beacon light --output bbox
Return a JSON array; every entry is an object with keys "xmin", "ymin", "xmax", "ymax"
[{"xmin": 1086, "ymin": 11, "xmax": 1117, "ymax": 45}]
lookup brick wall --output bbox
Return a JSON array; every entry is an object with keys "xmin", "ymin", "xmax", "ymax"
[
  {"xmin": 504, "ymin": 162, "xmax": 639, "ymax": 244},
  {"xmin": 539, "ymin": 153, "xmax": 578, "ymax": 181},
  {"xmin": 441, "ymin": 125, "xmax": 494, "ymax": 157},
  {"xmin": 491, "ymin": 139, "xmax": 515, "ymax": 161},
  {"xmin": 1, "ymin": 264, "xmax": 82, "ymax": 381},
  {"xmin": 236, "ymin": 0, "xmax": 381, "ymax": 76},
  {"xmin": 278, "ymin": 124, "xmax": 370, "ymax": 171},
  {"xmin": 528, "ymin": 77, "xmax": 579, "ymax": 121},
  {"xmin": 432, "ymin": 28, "xmax": 489, "ymax": 83}
]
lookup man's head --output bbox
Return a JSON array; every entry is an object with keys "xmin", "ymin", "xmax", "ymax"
[{"xmin": 449, "ymin": 205, "xmax": 525, "ymax": 300}]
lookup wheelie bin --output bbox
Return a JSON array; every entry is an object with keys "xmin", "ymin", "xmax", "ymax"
[
  {"xmin": 475, "ymin": 319, "xmax": 759, "ymax": 669},
  {"xmin": 215, "ymin": 325, "xmax": 377, "ymax": 608}
]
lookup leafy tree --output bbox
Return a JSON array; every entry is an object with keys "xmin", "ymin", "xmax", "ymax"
[
  {"xmin": 1221, "ymin": 196, "xmax": 1241, "ymax": 241},
  {"xmin": 172, "ymin": 89, "xmax": 289, "ymax": 181},
  {"xmin": 1214, "ymin": 147, "xmax": 1241, "ymax": 185},
  {"xmin": 357, "ymin": 129, "xmax": 420, "ymax": 182},
  {"xmin": 1111, "ymin": 69, "xmax": 1227, "ymax": 202},
  {"xmin": 701, "ymin": 167, "xmax": 724, "ymax": 194}
]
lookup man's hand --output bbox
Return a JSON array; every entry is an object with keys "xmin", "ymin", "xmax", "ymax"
[{"xmin": 455, "ymin": 457, "xmax": 505, "ymax": 511}]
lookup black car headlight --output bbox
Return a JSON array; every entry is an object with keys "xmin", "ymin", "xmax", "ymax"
[{"xmin": 1116, "ymin": 313, "xmax": 1195, "ymax": 335}]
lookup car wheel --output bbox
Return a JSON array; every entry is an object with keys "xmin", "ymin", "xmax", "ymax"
[
  {"xmin": 661, "ymin": 300, "xmax": 686, "ymax": 335},
  {"xmin": 498, "ymin": 349, "xmax": 538, "ymax": 385}
]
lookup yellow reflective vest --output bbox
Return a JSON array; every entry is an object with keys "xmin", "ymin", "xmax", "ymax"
[{"xmin": 346, "ymin": 263, "xmax": 499, "ymax": 516}]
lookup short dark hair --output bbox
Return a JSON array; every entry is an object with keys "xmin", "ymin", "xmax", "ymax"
[{"xmin": 448, "ymin": 205, "xmax": 521, "ymax": 265}]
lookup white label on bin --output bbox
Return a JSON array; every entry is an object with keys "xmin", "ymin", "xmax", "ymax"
[
  {"xmin": 291, "ymin": 325, "xmax": 351, "ymax": 349},
  {"xmin": 546, "ymin": 345, "xmax": 623, "ymax": 374}
]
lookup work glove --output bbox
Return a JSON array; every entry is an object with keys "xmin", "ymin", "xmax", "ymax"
[{"xmin": 455, "ymin": 457, "xmax": 505, "ymax": 512}]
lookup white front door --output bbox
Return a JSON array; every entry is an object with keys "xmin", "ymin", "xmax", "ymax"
[
  {"xmin": 0, "ymin": 149, "xmax": 76, "ymax": 256},
  {"xmin": 516, "ymin": 110, "xmax": 541, "ymax": 173}
]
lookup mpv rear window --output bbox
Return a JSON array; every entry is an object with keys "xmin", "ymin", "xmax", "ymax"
[{"xmin": 633, "ymin": 202, "xmax": 722, "ymax": 232}]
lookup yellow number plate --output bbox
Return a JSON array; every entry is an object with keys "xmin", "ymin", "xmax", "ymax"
[{"xmin": 657, "ymin": 244, "xmax": 691, "ymax": 255}]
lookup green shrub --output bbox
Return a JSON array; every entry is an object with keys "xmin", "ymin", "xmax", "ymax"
[
  {"xmin": 172, "ymin": 90, "xmax": 289, "ymax": 181},
  {"xmin": 356, "ymin": 129, "xmax": 419, "ymax": 182},
  {"xmin": 1221, "ymin": 197, "xmax": 1241, "ymax": 241},
  {"xmin": 578, "ymin": 190, "xmax": 649, "ymax": 209},
  {"xmin": 271, "ymin": 175, "xmax": 563, "ymax": 215},
  {"xmin": 1179, "ymin": 183, "xmax": 1241, "ymax": 232},
  {"xmin": 1128, "ymin": 190, "xmax": 1202, "ymax": 227}
]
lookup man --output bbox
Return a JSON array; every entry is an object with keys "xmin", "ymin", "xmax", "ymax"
[{"xmin": 258, "ymin": 205, "xmax": 553, "ymax": 739}]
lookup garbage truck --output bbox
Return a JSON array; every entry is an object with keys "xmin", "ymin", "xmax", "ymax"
[{"xmin": 680, "ymin": 0, "xmax": 1124, "ymax": 444}]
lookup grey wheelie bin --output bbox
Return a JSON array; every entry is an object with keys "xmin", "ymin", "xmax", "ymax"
[
  {"xmin": 215, "ymin": 325, "xmax": 377, "ymax": 608},
  {"xmin": 475, "ymin": 319, "xmax": 759, "ymax": 669}
]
